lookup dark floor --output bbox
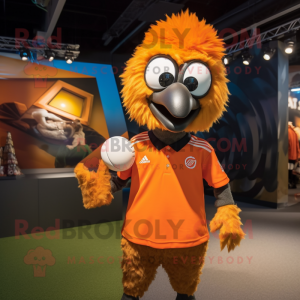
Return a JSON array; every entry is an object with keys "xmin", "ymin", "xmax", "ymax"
[{"xmin": 141, "ymin": 196, "xmax": 300, "ymax": 300}]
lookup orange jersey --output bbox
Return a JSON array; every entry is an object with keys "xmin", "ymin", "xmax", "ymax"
[
  {"xmin": 288, "ymin": 126, "xmax": 300, "ymax": 160},
  {"xmin": 117, "ymin": 131, "xmax": 229, "ymax": 249}
]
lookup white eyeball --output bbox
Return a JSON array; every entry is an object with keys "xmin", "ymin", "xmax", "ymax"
[
  {"xmin": 145, "ymin": 57, "xmax": 176, "ymax": 90},
  {"xmin": 183, "ymin": 62, "xmax": 212, "ymax": 97}
]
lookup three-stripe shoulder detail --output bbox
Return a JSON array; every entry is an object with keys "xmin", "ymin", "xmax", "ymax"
[
  {"xmin": 131, "ymin": 132, "xmax": 149, "ymax": 145},
  {"xmin": 188, "ymin": 136, "xmax": 212, "ymax": 153}
]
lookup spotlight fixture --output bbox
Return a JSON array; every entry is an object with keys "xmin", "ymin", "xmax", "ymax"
[
  {"xmin": 19, "ymin": 48, "xmax": 30, "ymax": 61},
  {"xmin": 242, "ymin": 52, "xmax": 252, "ymax": 65},
  {"xmin": 65, "ymin": 51, "xmax": 74, "ymax": 64},
  {"xmin": 44, "ymin": 50, "xmax": 55, "ymax": 61},
  {"xmin": 263, "ymin": 48, "xmax": 276, "ymax": 61},
  {"xmin": 285, "ymin": 40, "xmax": 294, "ymax": 54},
  {"xmin": 223, "ymin": 55, "xmax": 233, "ymax": 66}
]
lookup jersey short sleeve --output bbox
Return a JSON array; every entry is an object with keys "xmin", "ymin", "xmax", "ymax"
[{"xmin": 202, "ymin": 149, "xmax": 229, "ymax": 188}]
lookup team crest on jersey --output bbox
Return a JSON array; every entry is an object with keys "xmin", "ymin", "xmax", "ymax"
[{"xmin": 185, "ymin": 156, "xmax": 197, "ymax": 169}]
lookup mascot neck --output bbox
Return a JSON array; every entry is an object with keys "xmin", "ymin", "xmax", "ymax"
[{"xmin": 152, "ymin": 128, "xmax": 186, "ymax": 145}]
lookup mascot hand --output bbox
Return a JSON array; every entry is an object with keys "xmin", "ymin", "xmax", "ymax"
[
  {"xmin": 209, "ymin": 204, "xmax": 246, "ymax": 252},
  {"xmin": 74, "ymin": 160, "xmax": 113, "ymax": 209}
]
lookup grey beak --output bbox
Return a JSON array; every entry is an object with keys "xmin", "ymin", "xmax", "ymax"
[{"xmin": 149, "ymin": 82, "xmax": 200, "ymax": 118}]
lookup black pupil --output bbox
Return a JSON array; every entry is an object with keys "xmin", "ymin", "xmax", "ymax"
[
  {"xmin": 184, "ymin": 77, "xmax": 198, "ymax": 91},
  {"xmin": 159, "ymin": 72, "xmax": 174, "ymax": 87}
]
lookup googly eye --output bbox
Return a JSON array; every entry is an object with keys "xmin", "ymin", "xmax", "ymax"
[
  {"xmin": 183, "ymin": 62, "xmax": 211, "ymax": 97},
  {"xmin": 145, "ymin": 56, "xmax": 177, "ymax": 90}
]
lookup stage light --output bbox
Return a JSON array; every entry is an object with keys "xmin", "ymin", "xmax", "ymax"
[
  {"xmin": 263, "ymin": 48, "xmax": 276, "ymax": 61},
  {"xmin": 285, "ymin": 40, "xmax": 294, "ymax": 54},
  {"xmin": 44, "ymin": 50, "xmax": 55, "ymax": 61},
  {"xmin": 242, "ymin": 52, "xmax": 252, "ymax": 65},
  {"xmin": 65, "ymin": 52, "xmax": 74, "ymax": 64},
  {"xmin": 291, "ymin": 88, "xmax": 300, "ymax": 92},
  {"xmin": 19, "ymin": 48, "xmax": 30, "ymax": 61},
  {"xmin": 223, "ymin": 55, "xmax": 233, "ymax": 66}
]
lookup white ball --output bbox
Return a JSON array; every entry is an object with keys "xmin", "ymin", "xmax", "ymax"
[{"xmin": 101, "ymin": 136, "xmax": 135, "ymax": 172}]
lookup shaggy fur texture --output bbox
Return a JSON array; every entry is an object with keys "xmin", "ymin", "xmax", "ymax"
[
  {"xmin": 120, "ymin": 10, "xmax": 229, "ymax": 133},
  {"xmin": 74, "ymin": 11, "xmax": 245, "ymax": 299},
  {"xmin": 74, "ymin": 160, "xmax": 113, "ymax": 209},
  {"xmin": 209, "ymin": 204, "xmax": 246, "ymax": 252},
  {"xmin": 121, "ymin": 238, "xmax": 208, "ymax": 298}
]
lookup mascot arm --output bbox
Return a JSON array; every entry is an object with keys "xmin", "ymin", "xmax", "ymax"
[
  {"xmin": 110, "ymin": 173, "xmax": 130, "ymax": 193},
  {"xmin": 213, "ymin": 183, "xmax": 234, "ymax": 207},
  {"xmin": 74, "ymin": 160, "xmax": 113, "ymax": 209},
  {"xmin": 210, "ymin": 184, "xmax": 246, "ymax": 252}
]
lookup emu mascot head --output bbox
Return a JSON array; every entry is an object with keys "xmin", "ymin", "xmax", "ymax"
[{"xmin": 121, "ymin": 10, "xmax": 229, "ymax": 133}]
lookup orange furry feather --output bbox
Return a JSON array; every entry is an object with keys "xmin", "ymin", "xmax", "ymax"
[
  {"xmin": 209, "ymin": 204, "xmax": 246, "ymax": 252},
  {"xmin": 74, "ymin": 160, "xmax": 113, "ymax": 209},
  {"xmin": 121, "ymin": 10, "xmax": 229, "ymax": 132}
]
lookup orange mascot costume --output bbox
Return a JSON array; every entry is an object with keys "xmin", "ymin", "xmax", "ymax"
[{"xmin": 75, "ymin": 10, "xmax": 246, "ymax": 300}]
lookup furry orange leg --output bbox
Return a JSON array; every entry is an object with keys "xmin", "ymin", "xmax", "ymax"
[
  {"xmin": 74, "ymin": 160, "xmax": 113, "ymax": 209},
  {"xmin": 209, "ymin": 204, "xmax": 246, "ymax": 252},
  {"xmin": 121, "ymin": 238, "xmax": 208, "ymax": 298},
  {"xmin": 161, "ymin": 241, "xmax": 208, "ymax": 296},
  {"xmin": 121, "ymin": 238, "xmax": 161, "ymax": 298}
]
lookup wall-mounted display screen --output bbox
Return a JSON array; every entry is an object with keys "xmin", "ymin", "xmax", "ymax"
[
  {"xmin": 0, "ymin": 56, "xmax": 127, "ymax": 170},
  {"xmin": 49, "ymin": 89, "xmax": 85, "ymax": 118}
]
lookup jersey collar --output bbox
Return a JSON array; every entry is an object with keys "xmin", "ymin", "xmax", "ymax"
[{"xmin": 148, "ymin": 131, "xmax": 191, "ymax": 152}]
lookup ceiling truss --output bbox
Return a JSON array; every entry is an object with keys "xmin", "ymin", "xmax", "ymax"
[
  {"xmin": 0, "ymin": 36, "xmax": 80, "ymax": 59},
  {"xmin": 226, "ymin": 17, "xmax": 300, "ymax": 55}
]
